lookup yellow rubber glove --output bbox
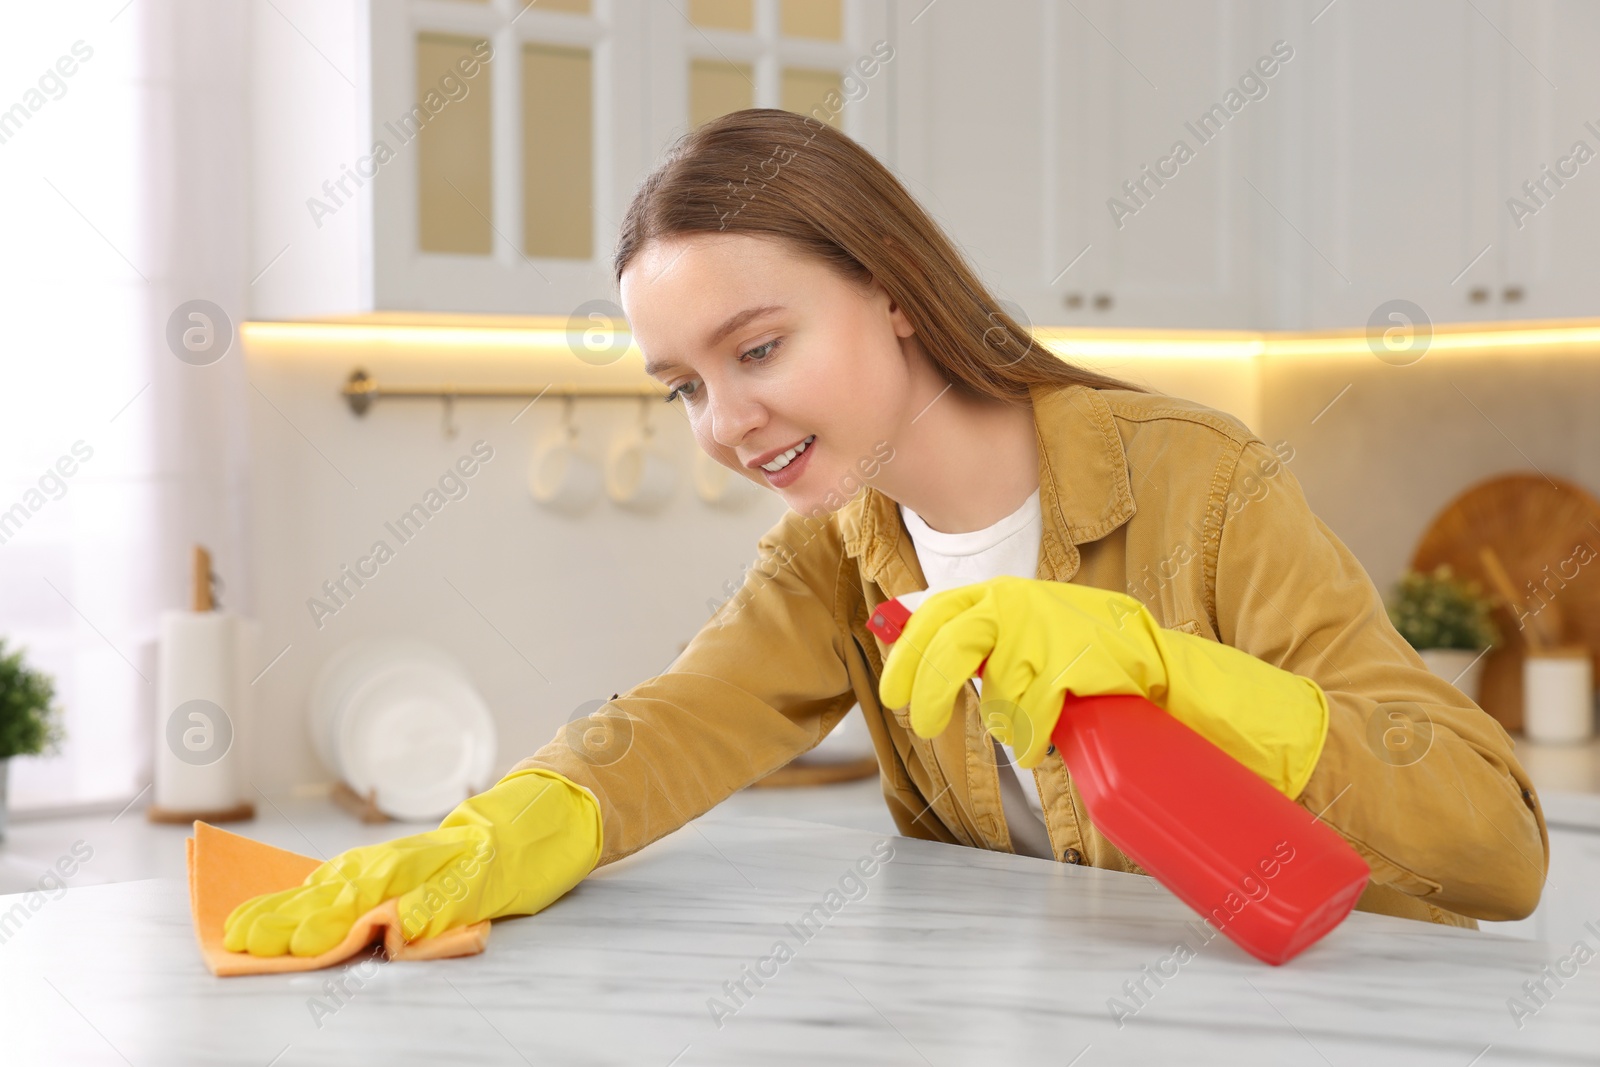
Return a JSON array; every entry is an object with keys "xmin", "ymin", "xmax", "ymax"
[
  {"xmin": 223, "ymin": 768, "xmax": 603, "ymax": 957},
  {"xmin": 878, "ymin": 576, "xmax": 1329, "ymax": 798}
]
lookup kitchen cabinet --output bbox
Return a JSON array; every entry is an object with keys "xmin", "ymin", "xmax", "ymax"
[
  {"xmin": 642, "ymin": 0, "xmax": 893, "ymax": 159},
  {"xmin": 1488, "ymin": 1, "xmax": 1600, "ymax": 323},
  {"xmin": 253, "ymin": 0, "xmax": 1598, "ymax": 325},
  {"xmin": 893, "ymin": 0, "xmax": 1276, "ymax": 331},
  {"xmin": 253, "ymin": 0, "xmax": 892, "ymax": 320},
  {"xmin": 1298, "ymin": 0, "xmax": 1600, "ymax": 330},
  {"xmin": 366, "ymin": 0, "xmax": 647, "ymax": 315},
  {"xmin": 889, "ymin": 0, "xmax": 1600, "ymax": 332},
  {"xmin": 1294, "ymin": 0, "xmax": 1498, "ymax": 330}
]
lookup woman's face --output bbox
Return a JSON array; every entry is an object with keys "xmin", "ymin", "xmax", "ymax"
[{"xmin": 620, "ymin": 232, "xmax": 916, "ymax": 517}]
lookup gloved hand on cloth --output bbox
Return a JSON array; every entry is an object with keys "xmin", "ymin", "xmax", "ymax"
[
  {"xmin": 224, "ymin": 768, "xmax": 603, "ymax": 958},
  {"xmin": 877, "ymin": 576, "xmax": 1329, "ymax": 798}
]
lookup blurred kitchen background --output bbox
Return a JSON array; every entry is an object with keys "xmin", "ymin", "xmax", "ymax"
[{"xmin": 3, "ymin": 0, "xmax": 1600, "ymax": 933}]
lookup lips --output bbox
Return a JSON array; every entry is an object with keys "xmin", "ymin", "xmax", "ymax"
[
  {"xmin": 758, "ymin": 433, "xmax": 815, "ymax": 487},
  {"xmin": 748, "ymin": 434, "xmax": 815, "ymax": 472}
]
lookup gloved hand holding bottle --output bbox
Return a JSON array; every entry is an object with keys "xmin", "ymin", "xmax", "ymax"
[
  {"xmin": 223, "ymin": 768, "xmax": 603, "ymax": 958},
  {"xmin": 878, "ymin": 575, "xmax": 1330, "ymax": 798}
]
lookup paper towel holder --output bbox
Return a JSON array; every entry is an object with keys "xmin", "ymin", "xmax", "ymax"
[
  {"xmin": 191, "ymin": 544, "xmax": 220, "ymax": 612},
  {"xmin": 146, "ymin": 543, "xmax": 256, "ymax": 825}
]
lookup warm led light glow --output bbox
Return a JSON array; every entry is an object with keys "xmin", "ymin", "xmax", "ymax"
[
  {"xmin": 240, "ymin": 320, "xmax": 636, "ymax": 356},
  {"xmin": 1034, "ymin": 329, "xmax": 1264, "ymax": 361},
  {"xmin": 1262, "ymin": 325, "xmax": 1600, "ymax": 357},
  {"xmin": 240, "ymin": 316, "xmax": 1600, "ymax": 362}
]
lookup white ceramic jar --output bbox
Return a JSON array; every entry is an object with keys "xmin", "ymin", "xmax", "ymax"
[{"xmin": 1523, "ymin": 646, "xmax": 1596, "ymax": 744}]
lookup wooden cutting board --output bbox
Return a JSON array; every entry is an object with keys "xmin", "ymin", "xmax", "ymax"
[{"xmin": 1411, "ymin": 473, "xmax": 1600, "ymax": 733}]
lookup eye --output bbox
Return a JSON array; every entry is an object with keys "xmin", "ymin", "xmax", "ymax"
[
  {"xmin": 740, "ymin": 337, "xmax": 782, "ymax": 364},
  {"xmin": 663, "ymin": 380, "xmax": 697, "ymax": 404},
  {"xmin": 661, "ymin": 338, "xmax": 784, "ymax": 405}
]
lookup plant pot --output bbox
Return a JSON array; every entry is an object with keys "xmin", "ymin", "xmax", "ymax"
[{"xmin": 1417, "ymin": 648, "xmax": 1488, "ymax": 705}]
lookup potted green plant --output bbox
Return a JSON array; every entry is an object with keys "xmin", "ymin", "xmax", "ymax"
[
  {"xmin": 0, "ymin": 639, "xmax": 66, "ymax": 838},
  {"xmin": 1386, "ymin": 563, "xmax": 1500, "ymax": 702}
]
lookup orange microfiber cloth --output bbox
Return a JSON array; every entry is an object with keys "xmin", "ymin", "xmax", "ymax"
[{"xmin": 186, "ymin": 820, "xmax": 490, "ymax": 977}]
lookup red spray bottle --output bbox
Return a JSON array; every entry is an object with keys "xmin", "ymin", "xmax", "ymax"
[{"xmin": 867, "ymin": 590, "xmax": 1371, "ymax": 965}]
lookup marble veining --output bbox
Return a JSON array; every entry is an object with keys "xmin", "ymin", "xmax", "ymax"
[{"xmin": 0, "ymin": 811, "xmax": 1595, "ymax": 1066}]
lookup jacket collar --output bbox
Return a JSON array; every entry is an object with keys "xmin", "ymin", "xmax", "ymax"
[{"xmin": 838, "ymin": 382, "xmax": 1137, "ymax": 593}]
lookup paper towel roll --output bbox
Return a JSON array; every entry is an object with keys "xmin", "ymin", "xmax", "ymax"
[
  {"xmin": 156, "ymin": 611, "xmax": 248, "ymax": 812},
  {"xmin": 233, "ymin": 617, "xmax": 259, "ymax": 802}
]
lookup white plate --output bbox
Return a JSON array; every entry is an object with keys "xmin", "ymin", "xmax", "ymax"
[
  {"xmin": 307, "ymin": 639, "xmax": 462, "ymax": 777},
  {"xmin": 322, "ymin": 651, "xmax": 497, "ymax": 822}
]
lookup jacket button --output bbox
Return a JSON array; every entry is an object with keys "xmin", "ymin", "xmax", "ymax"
[{"xmin": 1061, "ymin": 847, "xmax": 1082, "ymax": 864}]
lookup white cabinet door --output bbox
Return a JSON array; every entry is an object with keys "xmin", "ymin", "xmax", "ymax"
[
  {"xmin": 639, "ymin": 0, "xmax": 894, "ymax": 204},
  {"xmin": 363, "ymin": 0, "xmax": 894, "ymax": 315},
  {"xmin": 1492, "ymin": 0, "xmax": 1600, "ymax": 322},
  {"xmin": 1059, "ymin": 0, "xmax": 1286, "ymax": 329},
  {"xmin": 369, "ymin": 0, "xmax": 645, "ymax": 315},
  {"xmin": 1299, "ymin": 0, "xmax": 1504, "ymax": 331},
  {"xmin": 893, "ymin": 0, "xmax": 1274, "ymax": 330},
  {"xmin": 887, "ymin": 0, "xmax": 1052, "ymax": 323}
]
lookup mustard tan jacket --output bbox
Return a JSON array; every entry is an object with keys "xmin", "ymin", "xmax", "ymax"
[{"xmin": 513, "ymin": 382, "xmax": 1549, "ymax": 927}]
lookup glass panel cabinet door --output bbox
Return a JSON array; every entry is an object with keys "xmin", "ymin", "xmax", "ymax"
[
  {"xmin": 690, "ymin": 58, "xmax": 756, "ymax": 129},
  {"xmin": 522, "ymin": 42, "xmax": 593, "ymax": 259},
  {"xmin": 780, "ymin": 0, "xmax": 843, "ymax": 40},
  {"xmin": 370, "ymin": 0, "xmax": 888, "ymax": 313},
  {"xmin": 371, "ymin": 0, "xmax": 625, "ymax": 313},
  {"xmin": 780, "ymin": 67, "xmax": 843, "ymax": 129},
  {"xmin": 672, "ymin": 0, "xmax": 881, "ymax": 134},
  {"xmin": 415, "ymin": 32, "xmax": 494, "ymax": 255},
  {"xmin": 690, "ymin": 0, "xmax": 755, "ymax": 33}
]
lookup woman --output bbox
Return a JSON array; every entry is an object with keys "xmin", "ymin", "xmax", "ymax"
[{"xmin": 225, "ymin": 109, "xmax": 1546, "ymax": 958}]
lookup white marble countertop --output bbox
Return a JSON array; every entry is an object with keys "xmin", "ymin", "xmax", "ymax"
[
  {"xmin": 2, "ymin": 793, "xmax": 1597, "ymax": 1066},
  {"xmin": 1515, "ymin": 735, "xmax": 1600, "ymax": 832}
]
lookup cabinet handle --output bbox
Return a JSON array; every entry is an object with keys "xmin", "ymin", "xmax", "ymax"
[
  {"xmin": 1502, "ymin": 285, "xmax": 1524, "ymax": 303},
  {"xmin": 1062, "ymin": 292, "xmax": 1084, "ymax": 310},
  {"xmin": 1468, "ymin": 287, "xmax": 1490, "ymax": 304},
  {"xmin": 1093, "ymin": 293, "xmax": 1114, "ymax": 311}
]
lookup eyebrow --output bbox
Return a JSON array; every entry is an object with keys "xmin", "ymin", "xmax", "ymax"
[{"xmin": 643, "ymin": 304, "xmax": 787, "ymax": 378}]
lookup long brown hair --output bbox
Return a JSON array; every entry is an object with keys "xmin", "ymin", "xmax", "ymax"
[{"xmin": 613, "ymin": 108, "xmax": 1149, "ymax": 402}]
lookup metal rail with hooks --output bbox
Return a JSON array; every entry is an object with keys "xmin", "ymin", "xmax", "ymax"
[
  {"xmin": 340, "ymin": 368, "xmax": 666, "ymax": 415},
  {"xmin": 341, "ymin": 367, "xmax": 670, "ymax": 435}
]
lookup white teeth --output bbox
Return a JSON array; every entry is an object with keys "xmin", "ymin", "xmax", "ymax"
[{"xmin": 762, "ymin": 435, "xmax": 815, "ymax": 473}]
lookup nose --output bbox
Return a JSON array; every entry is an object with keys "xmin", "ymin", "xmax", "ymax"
[{"xmin": 706, "ymin": 380, "xmax": 766, "ymax": 455}]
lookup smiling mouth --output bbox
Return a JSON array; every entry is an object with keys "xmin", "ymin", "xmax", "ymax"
[{"xmin": 759, "ymin": 434, "xmax": 815, "ymax": 473}]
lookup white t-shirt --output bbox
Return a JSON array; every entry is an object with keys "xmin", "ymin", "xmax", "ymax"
[{"xmin": 897, "ymin": 489, "xmax": 1056, "ymax": 860}]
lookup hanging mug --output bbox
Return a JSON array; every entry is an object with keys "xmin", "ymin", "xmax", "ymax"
[
  {"xmin": 605, "ymin": 404, "xmax": 678, "ymax": 512},
  {"xmin": 528, "ymin": 401, "xmax": 602, "ymax": 515}
]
